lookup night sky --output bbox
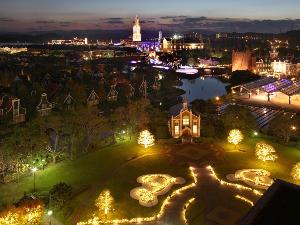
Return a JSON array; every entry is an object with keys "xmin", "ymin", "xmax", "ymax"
[{"xmin": 0, "ymin": 0, "xmax": 300, "ymax": 33}]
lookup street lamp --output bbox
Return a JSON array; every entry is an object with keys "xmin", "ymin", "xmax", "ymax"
[
  {"xmin": 291, "ymin": 126, "xmax": 297, "ymax": 131},
  {"xmin": 47, "ymin": 210, "xmax": 53, "ymax": 225},
  {"xmin": 31, "ymin": 167, "xmax": 38, "ymax": 192}
]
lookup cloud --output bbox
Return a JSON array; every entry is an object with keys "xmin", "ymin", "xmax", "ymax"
[
  {"xmin": 0, "ymin": 17, "xmax": 15, "ymax": 22},
  {"xmin": 157, "ymin": 16, "xmax": 300, "ymax": 33},
  {"xmin": 35, "ymin": 20, "xmax": 73, "ymax": 26},
  {"xmin": 102, "ymin": 17, "xmax": 125, "ymax": 24},
  {"xmin": 160, "ymin": 16, "xmax": 187, "ymax": 20},
  {"xmin": 105, "ymin": 20, "xmax": 124, "ymax": 24},
  {"xmin": 104, "ymin": 17, "xmax": 123, "ymax": 21},
  {"xmin": 1, "ymin": 15, "xmax": 300, "ymax": 33},
  {"xmin": 141, "ymin": 20, "xmax": 156, "ymax": 24},
  {"xmin": 36, "ymin": 20, "xmax": 57, "ymax": 24}
]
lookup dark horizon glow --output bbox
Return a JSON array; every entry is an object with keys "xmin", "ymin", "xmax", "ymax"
[{"xmin": 0, "ymin": 0, "xmax": 300, "ymax": 33}]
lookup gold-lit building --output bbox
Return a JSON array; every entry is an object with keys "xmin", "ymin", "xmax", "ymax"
[
  {"xmin": 162, "ymin": 37, "xmax": 204, "ymax": 53},
  {"xmin": 133, "ymin": 16, "xmax": 141, "ymax": 42},
  {"xmin": 255, "ymin": 59, "xmax": 272, "ymax": 75},
  {"xmin": 169, "ymin": 97, "xmax": 201, "ymax": 141},
  {"xmin": 232, "ymin": 50, "xmax": 256, "ymax": 72}
]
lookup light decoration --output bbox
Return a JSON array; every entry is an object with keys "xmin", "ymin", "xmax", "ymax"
[
  {"xmin": 255, "ymin": 142, "xmax": 278, "ymax": 162},
  {"xmin": 130, "ymin": 174, "xmax": 185, "ymax": 207},
  {"xmin": 235, "ymin": 195, "xmax": 254, "ymax": 206},
  {"xmin": 152, "ymin": 65, "xmax": 170, "ymax": 70},
  {"xmin": 182, "ymin": 198, "xmax": 195, "ymax": 225},
  {"xmin": 227, "ymin": 129, "xmax": 243, "ymax": 147},
  {"xmin": 227, "ymin": 169, "xmax": 273, "ymax": 190},
  {"xmin": 77, "ymin": 167, "xmax": 198, "ymax": 225},
  {"xmin": 0, "ymin": 201, "xmax": 44, "ymax": 225},
  {"xmin": 176, "ymin": 66, "xmax": 198, "ymax": 75},
  {"xmin": 206, "ymin": 166, "xmax": 263, "ymax": 196},
  {"xmin": 95, "ymin": 190, "xmax": 114, "ymax": 216},
  {"xmin": 138, "ymin": 130, "xmax": 155, "ymax": 148},
  {"xmin": 291, "ymin": 162, "xmax": 300, "ymax": 181}
]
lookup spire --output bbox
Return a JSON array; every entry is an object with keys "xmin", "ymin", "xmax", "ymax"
[
  {"xmin": 133, "ymin": 15, "xmax": 141, "ymax": 42},
  {"xmin": 183, "ymin": 96, "xmax": 188, "ymax": 109}
]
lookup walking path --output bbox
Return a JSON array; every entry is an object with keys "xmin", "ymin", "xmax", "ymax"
[
  {"xmin": 233, "ymin": 95, "xmax": 300, "ymax": 113},
  {"xmin": 43, "ymin": 215, "xmax": 64, "ymax": 225}
]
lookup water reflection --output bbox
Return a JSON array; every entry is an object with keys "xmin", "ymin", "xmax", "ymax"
[{"xmin": 178, "ymin": 77, "xmax": 228, "ymax": 102}]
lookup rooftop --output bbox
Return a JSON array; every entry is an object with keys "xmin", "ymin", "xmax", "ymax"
[{"xmin": 238, "ymin": 179, "xmax": 300, "ymax": 225}]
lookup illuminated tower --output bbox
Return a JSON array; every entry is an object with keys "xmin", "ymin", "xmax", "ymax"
[
  {"xmin": 133, "ymin": 15, "xmax": 141, "ymax": 42},
  {"xmin": 158, "ymin": 31, "xmax": 162, "ymax": 42}
]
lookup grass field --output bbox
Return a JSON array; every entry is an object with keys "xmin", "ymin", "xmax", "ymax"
[
  {"xmin": 1, "ymin": 135, "xmax": 300, "ymax": 225},
  {"xmin": 212, "ymin": 135, "xmax": 300, "ymax": 184}
]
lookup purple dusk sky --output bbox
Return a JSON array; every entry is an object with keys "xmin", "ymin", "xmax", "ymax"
[{"xmin": 0, "ymin": 0, "xmax": 299, "ymax": 32}]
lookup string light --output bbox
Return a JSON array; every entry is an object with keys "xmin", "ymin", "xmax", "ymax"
[
  {"xmin": 229, "ymin": 169, "xmax": 273, "ymax": 189},
  {"xmin": 77, "ymin": 167, "xmax": 198, "ymax": 225},
  {"xmin": 138, "ymin": 130, "xmax": 155, "ymax": 148},
  {"xmin": 206, "ymin": 165, "xmax": 263, "ymax": 196},
  {"xmin": 227, "ymin": 129, "xmax": 243, "ymax": 147},
  {"xmin": 95, "ymin": 190, "xmax": 114, "ymax": 216},
  {"xmin": 255, "ymin": 142, "xmax": 278, "ymax": 162},
  {"xmin": 291, "ymin": 162, "xmax": 300, "ymax": 181},
  {"xmin": 235, "ymin": 195, "xmax": 254, "ymax": 206},
  {"xmin": 0, "ymin": 203, "xmax": 44, "ymax": 225},
  {"xmin": 130, "ymin": 174, "xmax": 185, "ymax": 207},
  {"xmin": 182, "ymin": 198, "xmax": 195, "ymax": 225}
]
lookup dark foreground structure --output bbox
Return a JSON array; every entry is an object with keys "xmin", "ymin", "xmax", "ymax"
[{"xmin": 237, "ymin": 180, "xmax": 300, "ymax": 225}]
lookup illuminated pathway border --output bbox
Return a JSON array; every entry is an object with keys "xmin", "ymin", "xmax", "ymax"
[
  {"xmin": 182, "ymin": 198, "xmax": 195, "ymax": 225},
  {"xmin": 77, "ymin": 167, "xmax": 198, "ymax": 225},
  {"xmin": 206, "ymin": 165, "xmax": 263, "ymax": 196},
  {"xmin": 235, "ymin": 195, "xmax": 254, "ymax": 206}
]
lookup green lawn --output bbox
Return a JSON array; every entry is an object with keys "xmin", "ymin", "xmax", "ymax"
[
  {"xmin": 1, "ymin": 135, "xmax": 300, "ymax": 225},
  {"xmin": 0, "ymin": 142, "xmax": 142, "ymax": 204},
  {"xmin": 0, "ymin": 141, "xmax": 192, "ymax": 224},
  {"xmin": 212, "ymin": 136, "xmax": 300, "ymax": 185}
]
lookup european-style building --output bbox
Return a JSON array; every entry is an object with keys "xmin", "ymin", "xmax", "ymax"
[{"xmin": 169, "ymin": 97, "xmax": 201, "ymax": 142}]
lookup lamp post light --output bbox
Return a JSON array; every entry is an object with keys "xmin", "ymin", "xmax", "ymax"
[
  {"xmin": 31, "ymin": 167, "xmax": 38, "ymax": 192},
  {"xmin": 47, "ymin": 210, "xmax": 53, "ymax": 225},
  {"xmin": 42, "ymin": 159, "xmax": 46, "ymax": 170}
]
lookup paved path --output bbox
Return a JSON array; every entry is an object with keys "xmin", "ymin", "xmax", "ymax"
[
  {"xmin": 233, "ymin": 95, "xmax": 300, "ymax": 113},
  {"xmin": 43, "ymin": 215, "xmax": 64, "ymax": 225}
]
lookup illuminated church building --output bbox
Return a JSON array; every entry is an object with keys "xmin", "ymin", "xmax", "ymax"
[
  {"xmin": 133, "ymin": 16, "xmax": 141, "ymax": 42},
  {"xmin": 169, "ymin": 97, "xmax": 201, "ymax": 141}
]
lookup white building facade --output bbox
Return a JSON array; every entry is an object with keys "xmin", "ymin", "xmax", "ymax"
[{"xmin": 133, "ymin": 16, "xmax": 141, "ymax": 42}]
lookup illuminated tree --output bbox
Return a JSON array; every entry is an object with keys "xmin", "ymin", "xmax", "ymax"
[
  {"xmin": 227, "ymin": 129, "xmax": 243, "ymax": 148},
  {"xmin": 255, "ymin": 142, "xmax": 278, "ymax": 162},
  {"xmin": 291, "ymin": 162, "xmax": 300, "ymax": 181},
  {"xmin": 95, "ymin": 190, "xmax": 114, "ymax": 217},
  {"xmin": 0, "ymin": 199, "xmax": 44, "ymax": 225},
  {"xmin": 138, "ymin": 130, "xmax": 155, "ymax": 148}
]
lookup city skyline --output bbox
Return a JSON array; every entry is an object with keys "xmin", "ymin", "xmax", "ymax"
[{"xmin": 0, "ymin": 0, "xmax": 300, "ymax": 33}]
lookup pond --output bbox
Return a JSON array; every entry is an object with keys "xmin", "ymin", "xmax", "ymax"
[{"xmin": 178, "ymin": 77, "xmax": 229, "ymax": 102}]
